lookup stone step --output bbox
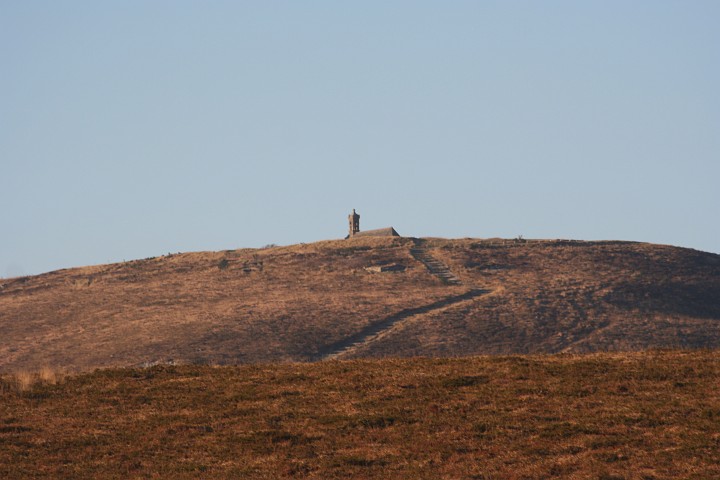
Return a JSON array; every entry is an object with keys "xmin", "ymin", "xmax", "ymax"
[{"xmin": 410, "ymin": 245, "xmax": 463, "ymax": 286}]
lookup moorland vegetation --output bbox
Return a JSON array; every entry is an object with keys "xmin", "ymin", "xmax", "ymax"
[
  {"xmin": 1, "ymin": 351, "xmax": 718, "ymax": 479},
  {"xmin": 1, "ymin": 237, "xmax": 718, "ymax": 371}
]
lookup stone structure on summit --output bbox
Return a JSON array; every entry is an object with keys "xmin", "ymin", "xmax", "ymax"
[
  {"xmin": 348, "ymin": 209, "xmax": 360, "ymax": 237},
  {"xmin": 346, "ymin": 209, "xmax": 400, "ymax": 239}
]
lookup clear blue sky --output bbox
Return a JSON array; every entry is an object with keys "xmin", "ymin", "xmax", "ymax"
[{"xmin": 2, "ymin": 1, "xmax": 719, "ymax": 276}]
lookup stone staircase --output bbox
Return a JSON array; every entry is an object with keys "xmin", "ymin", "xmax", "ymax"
[
  {"xmin": 410, "ymin": 242, "xmax": 462, "ymax": 285},
  {"xmin": 314, "ymin": 240, "xmax": 485, "ymax": 361},
  {"xmin": 316, "ymin": 289, "xmax": 487, "ymax": 361}
]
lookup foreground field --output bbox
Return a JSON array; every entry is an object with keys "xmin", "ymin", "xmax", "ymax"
[{"xmin": 1, "ymin": 351, "xmax": 718, "ymax": 479}]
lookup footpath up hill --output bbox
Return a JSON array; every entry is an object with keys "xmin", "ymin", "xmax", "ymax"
[{"xmin": 1, "ymin": 237, "xmax": 719, "ymax": 371}]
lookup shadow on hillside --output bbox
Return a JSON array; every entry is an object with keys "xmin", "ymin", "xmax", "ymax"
[{"xmin": 606, "ymin": 281, "xmax": 720, "ymax": 319}]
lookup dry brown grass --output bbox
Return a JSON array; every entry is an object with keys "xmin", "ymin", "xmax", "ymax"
[
  {"xmin": 37, "ymin": 366, "xmax": 61, "ymax": 385},
  {"xmin": 0, "ymin": 367, "xmax": 65, "ymax": 395},
  {"xmin": 0, "ymin": 237, "xmax": 718, "ymax": 372},
  {"xmin": 15, "ymin": 371, "xmax": 34, "ymax": 392},
  {"xmin": 0, "ymin": 237, "xmax": 457, "ymax": 371},
  {"xmin": 391, "ymin": 238, "xmax": 720, "ymax": 355},
  {"xmin": 0, "ymin": 351, "xmax": 718, "ymax": 479}
]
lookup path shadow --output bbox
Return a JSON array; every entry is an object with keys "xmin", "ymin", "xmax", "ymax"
[{"xmin": 314, "ymin": 288, "xmax": 489, "ymax": 361}]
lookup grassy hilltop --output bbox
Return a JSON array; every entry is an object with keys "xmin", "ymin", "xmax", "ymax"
[
  {"xmin": 1, "ymin": 237, "xmax": 719, "ymax": 371},
  {"xmin": 1, "ymin": 351, "xmax": 719, "ymax": 479}
]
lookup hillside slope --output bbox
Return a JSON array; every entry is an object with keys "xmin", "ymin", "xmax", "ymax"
[{"xmin": 1, "ymin": 237, "xmax": 718, "ymax": 371}]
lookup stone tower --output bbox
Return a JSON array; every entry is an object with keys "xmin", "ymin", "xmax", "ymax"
[{"xmin": 348, "ymin": 209, "xmax": 360, "ymax": 237}]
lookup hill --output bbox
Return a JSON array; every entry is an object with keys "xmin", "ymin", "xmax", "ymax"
[
  {"xmin": 1, "ymin": 351, "xmax": 719, "ymax": 479},
  {"xmin": 1, "ymin": 237, "xmax": 719, "ymax": 371}
]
